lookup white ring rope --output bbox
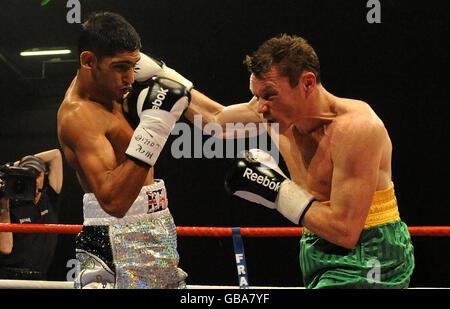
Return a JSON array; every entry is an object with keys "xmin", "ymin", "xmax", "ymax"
[
  {"xmin": 0, "ymin": 280, "xmax": 447, "ymax": 289},
  {"xmin": 0, "ymin": 280, "xmax": 307, "ymax": 289},
  {"xmin": 0, "ymin": 280, "xmax": 74, "ymax": 289}
]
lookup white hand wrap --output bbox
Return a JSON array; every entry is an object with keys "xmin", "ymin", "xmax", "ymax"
[
  {"xmin": 275, "ymin": 180, "xmax": 315, "ymax": 225},
  {"xmin": 126, "ymin": 110, "xmax": 175, "ymax": 166}
]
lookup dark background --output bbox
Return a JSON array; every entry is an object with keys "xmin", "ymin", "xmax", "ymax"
[{"xmin": 0, "ymin": 0, "xmax": 448, "ymax": 287}]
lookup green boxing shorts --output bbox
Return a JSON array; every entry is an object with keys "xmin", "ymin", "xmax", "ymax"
[{"xmin": 300, "ymin": 184, "xmax": 415, "ymax": 289}]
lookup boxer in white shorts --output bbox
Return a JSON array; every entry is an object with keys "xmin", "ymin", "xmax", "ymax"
[{"xmin": 57, "ymin": 12, "xmax": 192, "ymax": 289}]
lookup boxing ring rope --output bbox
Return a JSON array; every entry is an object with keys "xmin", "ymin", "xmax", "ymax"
[
  {"xmin": 1, "ymin": 223, "xmax": 449, "ymax": 236},
  {"xmin": 0, "ymin": 223, "xmax": 449, "ymax": 289}
]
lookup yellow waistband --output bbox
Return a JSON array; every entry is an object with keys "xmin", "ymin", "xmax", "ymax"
[{"xmin": 304, "ymin": 183, "xmax": 400, "ymax": 233}]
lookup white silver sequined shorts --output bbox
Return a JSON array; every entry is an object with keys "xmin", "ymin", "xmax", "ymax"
[{"xmin": 74, "ymin": 180, "xmax": 187, "ymax": 289}]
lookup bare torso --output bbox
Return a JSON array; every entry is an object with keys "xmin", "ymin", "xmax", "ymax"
[
  {"xmin": 57, "ymin": 77, "xmax": 154, "ymax": 194},
  {"xmin": 275, "ymin": 98, "xmax": 392, "ymax": 202},
  {"xmin": 187, "ymin": 85, "xmax": 394, "ymax": 248},
  {"xmin": 188, "ymin": 90, "xmax": 393, "ymax": 202}
]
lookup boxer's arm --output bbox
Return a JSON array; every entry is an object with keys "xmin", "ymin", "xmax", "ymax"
[
  {"xmin": 59, "ymin": 105, "xmax": 148, "ymax": 218},
  {"xmin": 184, "ymin": 91, "xmax": 264, "ymax": 138},
  {"xmin": 301, "ymin": 119, "xmax": 385, "ymax": 249},
  {"xmin": 136, "ymin": 53, "xmax": 264, "ymax": 138}
]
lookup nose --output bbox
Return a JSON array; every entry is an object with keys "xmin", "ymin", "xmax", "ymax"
[
  {"xmin": 124, "ymin": 67, "xmax": 135, "ymax": 86},
  {"xmin": 257, "ymin": 98, "xmax": 269, "ymax": 114}
]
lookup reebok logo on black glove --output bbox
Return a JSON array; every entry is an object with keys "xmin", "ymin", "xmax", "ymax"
[
  {"xmin": 225, "ymin": 149, "xmax": 315, "ymax": 225},
  {"xmin": 242, "ymin": 167, "xmax": 281, "ymax": 192},
  {"xmin": 151, "ymin": 87, "xmax": 169, "ymax": 109},
  {"xmin": 125, "ymin": 76, "xmax": 191, "ymax": 166}
]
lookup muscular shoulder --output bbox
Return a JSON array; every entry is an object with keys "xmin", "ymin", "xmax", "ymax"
[
  {"xmin": 58, "ymin": 97, "xmax": 107, "ymax": 146},
  {"xmin": 331, "ymin": 100, "xmax": 386, "ymax": 155},
  {"xmin": 336, "ymin": 99, "xmax": 384, "ymax": 132}
]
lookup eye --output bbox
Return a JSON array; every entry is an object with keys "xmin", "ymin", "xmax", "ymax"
[
  {"xmin": 263, "ymin": 93, "xmax": 276, "ymax": 101},
  {"xmin": 114, "ymin": 64, "xmax": 132, "ymax": 72}
]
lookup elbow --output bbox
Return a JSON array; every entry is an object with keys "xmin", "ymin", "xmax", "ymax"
[
  {"xmin": 339, "ymin": 236, "xmax": 359, "ymax": 250},
  {"xmin": 0, "ymin": 243, "xmax": 12, "ymax": 255},
  {"xmin": 108, "ymin": 209, "xmax": 127, "ymax": 219},
  {"xmin": 94, "ymin": 187, "xmax": 131, "ymax": 219},
  {"xmin": 334, "ymin": 225, "xmax": 361, "ymax": 249},
  {"xmin": 93, "ymin": 180, "xmax": 144, "ymax": 218},
  {"xmin": 1, "ymin": 248, "xmax": 12, "ymax": 255},
  {"xmin": 99, "ymin": 199, "xmax": 129, "ymax": 219}
]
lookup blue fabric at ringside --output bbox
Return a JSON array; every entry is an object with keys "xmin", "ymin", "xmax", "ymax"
[{"xmin": 232, "ymin": 227, "xmax": 249, "ymax": 289}]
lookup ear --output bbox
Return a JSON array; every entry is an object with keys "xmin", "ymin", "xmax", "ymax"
[
  {"xmin": 300, "ymin": 72, "xmax": 317, "ymax": 97},
  {"xmin": 80, "ymin": 51, "xmax": 97, "ymax": 70}
]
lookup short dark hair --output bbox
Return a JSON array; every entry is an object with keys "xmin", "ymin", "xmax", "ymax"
[
  {"xmin": 244, "ymin": 34, "xmax": 321, "ymax": 86},
  {"xmin": 78, "ymin": 11, "xmax": 141, "ymax": 61}
]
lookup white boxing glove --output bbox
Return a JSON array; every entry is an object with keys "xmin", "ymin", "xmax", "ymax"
[
  {"xmin": 134, "ymin": 52, "xmax": 193, "ymax": 91},
  {"xmin": 125, "ymin": 76, "xmax": 190, "ymax": 166}
]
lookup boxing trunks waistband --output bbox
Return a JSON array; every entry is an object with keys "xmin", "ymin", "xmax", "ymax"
[
  {"xmin": 82, "ymin": 179, "xmax": 168, "ymax": 226},
  {"xmin": 304, "ymin": 183, "xmax": 400, "ymax": 234}
]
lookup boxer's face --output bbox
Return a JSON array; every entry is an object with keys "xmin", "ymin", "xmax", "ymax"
[
  {"xmin": 250, "ymin": 66, "xmax": 303, "ymax": 133},
  {"xmin": 91, "ymin": 50, "xmax": 140, "ymax": 101}
]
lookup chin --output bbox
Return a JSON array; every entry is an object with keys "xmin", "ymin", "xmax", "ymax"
[
  {"xmin": 117, "ymin": 95, "xmax": 126, "ymax": 103},
  {"xmin": 113, "ymin": 92, "xmax": 125, "ymax": 102},
  {"xmin": 267, "ymin": 121, "xmax": 289, "ymax": 135}
]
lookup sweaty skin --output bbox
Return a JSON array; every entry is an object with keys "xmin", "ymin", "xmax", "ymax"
[
  {"xmin": 57, "ymin": 50, "xmax": 154, "ymax": 218},
  {"xmin": 185, "ymin": 66, "xmax": 393, "ymax": 249}
]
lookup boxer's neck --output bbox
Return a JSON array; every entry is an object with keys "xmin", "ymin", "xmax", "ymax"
[
  {"xmin": 293, "ymin": 84, "xmax": 337, "ymax": 135},
  {"xmin": 76, "ymin": 69, "xmax": 114, "ymax": 108}
]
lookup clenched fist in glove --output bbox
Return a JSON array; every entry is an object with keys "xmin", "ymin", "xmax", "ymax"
[
  {"xmin": 124, "ymin": 76, "xmax": 190, "ymax": 166},
  {"xmin": 225, "ymin": 149, "xmax": 316, "ymax": 225}
]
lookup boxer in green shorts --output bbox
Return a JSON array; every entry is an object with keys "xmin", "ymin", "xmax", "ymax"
[{"xmin": 185, "ymin": 34, "xmax": 415, "ymax": 288}]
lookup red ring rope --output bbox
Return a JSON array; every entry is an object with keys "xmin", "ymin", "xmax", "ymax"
[{"xmin": 0, "ymin": 224, "xmax": 449, "ymax": 236}]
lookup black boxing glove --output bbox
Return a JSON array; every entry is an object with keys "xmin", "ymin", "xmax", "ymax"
[
  {"xmin": 225, "ymin": 149, "xmax": 316, "ymax": 225},
  {"xmin": 125, "ymin": 76, "xmax": 190, "ymax": 166}
]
